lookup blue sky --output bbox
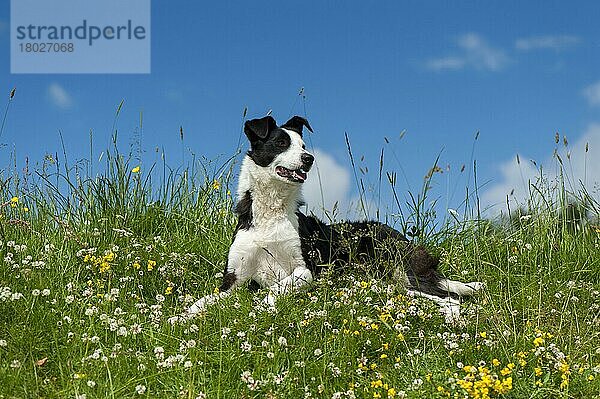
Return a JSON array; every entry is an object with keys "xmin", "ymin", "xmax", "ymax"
[{"xmin": 1, "ymin": 1, "xmax": 600, "ymax": 220}]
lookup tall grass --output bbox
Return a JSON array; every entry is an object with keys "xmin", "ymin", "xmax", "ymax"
[{"xmin": 0, "ymin": 103, "xmax": 599, "ymax": 398}]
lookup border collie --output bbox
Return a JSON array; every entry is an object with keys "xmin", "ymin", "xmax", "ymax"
[{"xmin": 187, "ymin": 115, "xmax": 483, "ymax": 323}]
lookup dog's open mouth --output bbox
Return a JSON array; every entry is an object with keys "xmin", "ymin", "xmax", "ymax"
[{"xmin": 276, "ymin": 166, "xmax": 308, "ymax": 183}]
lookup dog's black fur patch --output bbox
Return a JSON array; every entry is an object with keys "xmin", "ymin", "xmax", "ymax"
[
  {"xmin": 296, "ymin": 212, "xmax": 450, "ymax": 298},
  {"xmin": 246, "ymin": 128, "xmax": 292, "ymax": 167},
  {"xmin": 235, "ymin": 190, "xmax": 253, "ymax": 232}
]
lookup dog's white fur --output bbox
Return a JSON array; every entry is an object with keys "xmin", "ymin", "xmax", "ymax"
[{"xmin": 188, "ymin": 129, "xmax": 313, "ymax": 314}]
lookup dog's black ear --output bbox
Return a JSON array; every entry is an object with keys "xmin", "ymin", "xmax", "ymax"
[
  {"xmin": 244, "ymin": 116, "xmax": 277, "ymax": 142},
  {"xmin": 281, "ymin": 116, "xmax": 313, "ymax": 136}
]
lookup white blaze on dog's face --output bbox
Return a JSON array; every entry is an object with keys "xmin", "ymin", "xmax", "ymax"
[{"xmin": 244, "ymin": 116, "xmax": 314, "ymax": 184}]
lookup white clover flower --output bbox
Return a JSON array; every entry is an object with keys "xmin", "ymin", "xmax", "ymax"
[
  {"xmin": 32, "ymin": 289, "xmax": 41, "ymax": 296},
  {"xmin": 240, "ymin": 341, "xmax": 252, "ymax": 352},
  {"xmin": 87, "ymin": 380, "xmax": 96, "ymax": 388},
  {"xmin": 131, "ymin": 323, "xmax": 142, "ymax": 335},
  {"xmin": 135, "ymin": 384, "xmax": 146, "ymax": 394},
  {"xmin": 41, "ymin": 289, "xmax": 50, "ymax": 296},
  {"xmin": 0, "ymin": 339, "xmax": 7, "ymax": 347},
  {"xmin": 277, "ymin": 336, "xmax": 288, "ymax": 347}
]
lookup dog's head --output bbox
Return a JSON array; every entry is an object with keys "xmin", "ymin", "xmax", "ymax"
[{"xmin": 243, "ymin": 115, "xmax": 314, "ymax": 184}]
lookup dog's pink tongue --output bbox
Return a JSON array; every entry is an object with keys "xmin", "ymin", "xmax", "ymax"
[{"xmin": 294, "ymin": 170, "xmax": 307, "ymax": 182}]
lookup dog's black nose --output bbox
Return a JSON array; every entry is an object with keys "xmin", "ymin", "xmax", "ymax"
[{"xmin": 301, "ymin": 153, "xmax": 314, "ymax": 170}]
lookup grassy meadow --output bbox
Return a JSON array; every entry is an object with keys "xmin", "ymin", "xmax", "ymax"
[{"xmin": 1, "ymin": 116, "xmax": 599, "ymax": 398}]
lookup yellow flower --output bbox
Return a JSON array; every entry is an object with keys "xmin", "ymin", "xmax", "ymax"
[
  {"xmin": 131, "ymin": 166, "xmax": 141, "ymax": 173},
  {"xmin": 533, "ymin": 336, "xmax": 545, "ymax": 346},
  {"xmin": 534, "ymin": 367, "xmax": 542, "ymax": 376},
  {"xmin": 558, "ymin": 362, "xmax": 570, "ymax": 374},
  {"xmin": 165, "ymin": 286, "xmax": 173, "ymax": 295},
  {"xmin": 492, "ymin": 358, "xmax": 501, "ymax": 367},
  {"xmin": 132, "ymin": 261, "xmax": 141, "ymax": 270},
  {"xmin": 23, "ymin": 206, "xmax": 29, "ymax": 212},
  {"xmin": 99, "ymin": 261, "xmax": 110, "ymax": 273},
  {"xmin": 147, "ymin": 259, "xmax": 156, "ymax": 271},
  {"xmin": 480, "ymin": 331, "xmax": 487, "ymax": 339},
  {"xmin": 370, "ymin": 380, "xmax": 383, "ymax": 388},
  {"xmin": 387, "ymin": 387, "xmax": 396, "ymax": 397},
  {"xmin": 212, "ymin": 179, "xmax": 221, "ymax": 190},
  {"xmin": 10, "ymin": 196, "xmax": 18, "ymax": 208}
]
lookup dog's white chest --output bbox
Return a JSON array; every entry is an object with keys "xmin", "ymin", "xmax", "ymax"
[{"xmin": 231, "ymin": 217, "xmax": 304, "ymax": 287}]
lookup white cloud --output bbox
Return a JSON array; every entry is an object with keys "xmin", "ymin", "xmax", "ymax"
[
  {"xmin": 515, "ymin": 35, "xmax": 580, "ymax": 51},
  {"xmin": 426, "ymin": 56, "xmax": 466, "ymax": 71},
  {"xmin": 47, "ymin": 83, "xmax": 73, "ymax": 110},
  {"xmin": 302, "ymin": 148, "xmax": 352, "ymax": 218},
  {"xmin": 583, "ymin": 81, "xmax": 600, "ymax": 107},
  {"xmin": 426, "ymin": 33, "xmax": 510, "ymax": 72},
  {"xmin": 482, "ymin": 123, "xmax": 600, "ymax": 212}
]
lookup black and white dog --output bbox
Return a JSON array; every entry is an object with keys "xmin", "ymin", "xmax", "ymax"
[{"xmin": 187, "ymin": 115, "xmax": 483, "ymax": 322}]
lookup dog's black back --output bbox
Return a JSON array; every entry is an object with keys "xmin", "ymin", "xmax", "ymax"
[{"xmin": 296, "ymin": 212, "xmax": 455, "ymax": 298}]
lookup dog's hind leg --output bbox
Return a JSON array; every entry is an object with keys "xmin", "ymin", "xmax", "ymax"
[
  {"xmin": 406, "ymin": 289, "xmax": 462, "ymax": 325},
  {"xmin": 262, "ymin": 266, "xmax": 313, "ymax": 307},
  {"xmin": 437, "ymin": 279, "xmax": 485, "ymax": 297}
]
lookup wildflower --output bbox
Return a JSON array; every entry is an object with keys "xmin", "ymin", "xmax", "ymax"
[
  {"xmin": 10, "ymin": 197, "xmax": 18, "ymax": 208},
  {"xmin": 371, "ymin": 380, "xmax": 383, "ymax": 388},
  {"xmin": 147, "ymin": 260, "xmax": 156, "ymax": 271},
  {"xmin": 135, "ymin": 384, "xmax": 146, "ymax": 394},
  {"xmin": 212, "ymin": 179, "xmax": 221, "ymax": 190},
  {"xmin": 131, "ymin": 166, "xmax": 141, "ymax": 173}
]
